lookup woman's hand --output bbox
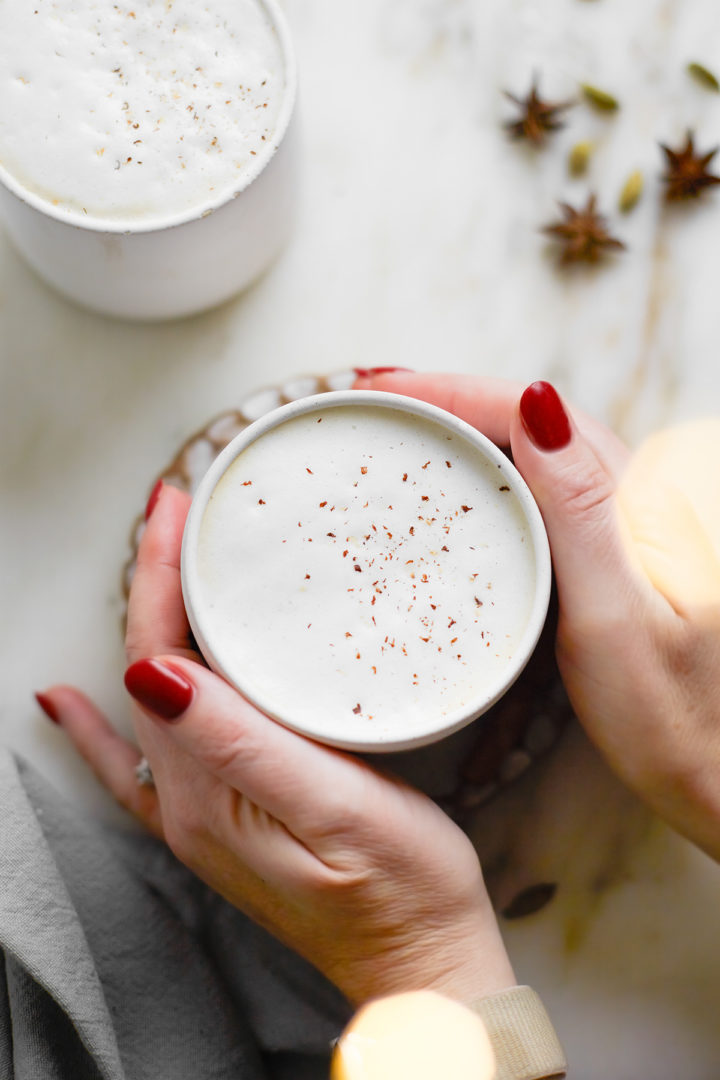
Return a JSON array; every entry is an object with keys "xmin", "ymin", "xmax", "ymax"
[
  {"xmin": 38, "ymin": 483, "xmax": 515, "ymax": 1008},
  {"xmin": 355, "ymin": 371, "xmax": 720, "ymax": 863}
]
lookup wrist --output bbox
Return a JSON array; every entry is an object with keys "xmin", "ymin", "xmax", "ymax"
[
  {"xmin": 339, "ymin": 908, "xmax": 516, "ymax": 1009},
  {"xmin": 417, "ymin": 924, "xmax": 517, "ymax": 1010}
]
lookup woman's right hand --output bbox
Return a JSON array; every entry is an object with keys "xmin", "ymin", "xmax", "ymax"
[{"xmin": 355, "ymin": 371, "xmax": 720, "ymax": 862}]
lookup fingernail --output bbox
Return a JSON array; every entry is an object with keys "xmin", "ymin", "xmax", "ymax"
[
  {"xmin": 144, "ymin": 479, "xmax": 163, "ymax": 521},
  {"xmin": 36, "ymin": 691, "xmax": 61, "ymax": 725},
  {"xmin": 124, "ymin": 659, "xmax": 194, "ymax": 720},
  {"xmin": 520, "ymin": 381, "xmax": 572, "ymax": 451},
  {"xmin": 353, "ymin": 366, "xmax": 414, "ymax": 378}
]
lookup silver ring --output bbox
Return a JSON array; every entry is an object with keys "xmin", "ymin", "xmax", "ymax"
[{"xmin": 134, "ymin": 757, "xmax": 155, "ymax": 788}]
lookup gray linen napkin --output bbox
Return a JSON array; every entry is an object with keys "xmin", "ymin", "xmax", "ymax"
[{"xmin": 0, "ymin": 748, "xmax": 350, "ymax": 1080}]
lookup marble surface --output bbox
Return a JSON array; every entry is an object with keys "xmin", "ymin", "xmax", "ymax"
[{"xmin": 2, "ymin": 0, "xmax": 720, "ymax": 1075}]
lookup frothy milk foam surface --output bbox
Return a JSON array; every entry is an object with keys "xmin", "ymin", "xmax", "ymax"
[
  {"xmin": 189, "ymin": 402, "xmax": 541, "ymax": 747},
  {"xmin": 0, "ymin": 0, "xmax": 286, "ymax": 223}
]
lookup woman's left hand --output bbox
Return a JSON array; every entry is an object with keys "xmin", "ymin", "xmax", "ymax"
[{"xmin": 39, "ymin": 483, "xmax": 515, "ymax": 1008}]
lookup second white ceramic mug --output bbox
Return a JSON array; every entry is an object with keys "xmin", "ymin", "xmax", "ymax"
[{"xmin": 0, "ymin": 0, "xmax": 297, "ymax": 321}]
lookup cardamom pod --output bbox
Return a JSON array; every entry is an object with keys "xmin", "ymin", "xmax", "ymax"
[
  {"xmin": 687, "ymin": 62, "xmax": 720, "ymax": 92},
  {"xmin": 580, "ymin": 83, "xmax": 619, "ymax": 111},
  {"xmin": 568, "ymin": 140, "xmax": 594, "ymax": 175},
  {"xmin": 619, "ymin": 169, "xmax": 644, "ymax": 212}
]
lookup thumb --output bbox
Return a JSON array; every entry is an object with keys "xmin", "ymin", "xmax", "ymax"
[{"xmin": 509, "ymin": 382, "xmax": 646, "ymax": 628}]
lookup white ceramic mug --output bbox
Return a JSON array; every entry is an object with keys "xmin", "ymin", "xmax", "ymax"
[
  {"xmin": 0, "ymin": 0, "xmax": 297, "ymax": 320},
  {"xmin": 181, "ymin": 391, "xmax": 552, "ymax": 752}
]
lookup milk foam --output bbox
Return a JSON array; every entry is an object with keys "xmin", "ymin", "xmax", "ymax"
[
  {"xmin": 191, "ymin": 404, "xmax": 539, "ymax": 745},
  {"xmin": 0, "ymin": 0, "xmax": 286, "ymax": 223}
]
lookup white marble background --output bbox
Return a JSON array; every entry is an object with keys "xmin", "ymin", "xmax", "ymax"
[{"xmin": 2, "ymin": 0, "xmax": 720, "ymax": 1075}]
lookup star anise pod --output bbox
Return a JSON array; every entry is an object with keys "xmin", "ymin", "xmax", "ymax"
[
  {"xmin": 543, "ymin": 194, "xmax": 626, "ymax": 264},
  {"xmin": 505, "ymin": 81, "xmax": 574, "ymax": 146},
  {"xmin": 660, "ymin": 132, "xmax": 720, "ymax": 201}
]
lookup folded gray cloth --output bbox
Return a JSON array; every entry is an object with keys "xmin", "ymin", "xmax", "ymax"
[{"xmin": 0, "ymin": 748, "xmax": 351, "ymax": 1079}]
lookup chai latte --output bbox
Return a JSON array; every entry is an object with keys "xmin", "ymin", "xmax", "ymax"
[{"xmin": 182, "ymin": 394, "xmax": 550, "ymax": 750}]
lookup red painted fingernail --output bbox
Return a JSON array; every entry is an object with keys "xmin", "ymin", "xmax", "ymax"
[
  {"xmin": 124, "ymin": 659, "xmax": 194, "ymax": 720},
  {"xmin": 519, "ymin": 381, "xmax": 572, "ymax": 451},
  {"xmin": 36, "ymin": 691, "xmax": 61, "ymax": 725},
  {"xmin": 353, "ymin": 366, "xmax": 414, "ymax": 378},
  {"xmin": 144, "ymin": 479, "xmax": 163, "ymax": 521}
]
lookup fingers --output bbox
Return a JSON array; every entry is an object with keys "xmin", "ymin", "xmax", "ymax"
[
  {"xmin": 123, "ymin": 655, "xmax": 400, "ymax": 855},
  {"xmin": 508, "ymin": 382, "xmax": 656, "ymax": 629},
  {"xmin": 354, "ymin": 371, "xmax": 522, "ymax": 448},
  {"xmin": 125, "ymin": 483, "xmax": 197, "ymax": 666},
  {"xmin": 36, "ymin": 686, "xmax": 164, "ymax": 837},
  {"xmin": 353, "ymin": 370, "xmax": 629, "ymax": 479}
]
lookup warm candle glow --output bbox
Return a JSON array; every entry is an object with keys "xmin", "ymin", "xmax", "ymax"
[
  {"xmin": 617, "ymin": 419, "xmax": 720, "ymax": 610},
  {"xmin": 330, "ymin": 991, "xmax": 495, "ymax": 1080}
]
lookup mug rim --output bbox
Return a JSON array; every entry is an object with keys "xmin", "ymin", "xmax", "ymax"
[{"xmin": 181, "ymin": 390, "xmax": 552, "ymax": 752}]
